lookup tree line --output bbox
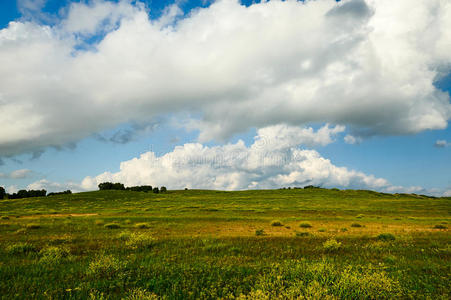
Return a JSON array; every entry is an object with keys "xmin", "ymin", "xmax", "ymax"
[
  {"xmin": 0, "ymin": 182, "xmax": 167, "ymax": 200},
  {"xmin": 98, "ymin": 182, "xmax": 167, "ymax": 193},
  {"xmin": 0, "ymin": 187, "xmax": 47, "ymax": 199}
]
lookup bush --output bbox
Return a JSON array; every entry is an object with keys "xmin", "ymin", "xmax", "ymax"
[
  {"xmin": 7, "ymin": 242, "xmax": 38, "ymax": 255},
  {"xmin": 318, "ymin": 228, "xmax": 327, "ymax": 232},
  {"xmin": 340, "ymin": 227, "xmax": 348, "ymax": 232},
  {"xmin": 433, "ymin": 224, "xmax": 447, "ymax": 229},
  {"xmin": 86, "ymin": 254, "xmax": 125, "ymax": 277},
  {"xmin": 377, "ymin": 233, "xmax": 396, "ymax": 241},
  {"xmin": 117, "ymin": 231, "xmax": 131, "ymax": 241},
  {"xmin": 134, "ymin": 223, "xmax": 150, "ymax": 229},
  {"xmin": 271, "ymin": 220, "xmax": 283, "ymax": 226},
  {"xmin": 242, "ymin": 260, "xmax": 401, "ymax": 299},
  {"xmin": 152, "ymin": 187, "xmax": 159, "ymax": 194},
  {"xmin": 125, "ymin": 233, "xmax": 155, "ymax": 250},
  {"xmin": 296, "ymin": 232, "xmax": 311, "ymax": 237},
  {"xmin": 39, "ymin": 246, "xmax": 70, "ymax": 264},
  {"xmin": 104, "ymin": 223, "xmax": 121, "ymax": 229},
  {"xmin": 323, "ymin": 238, "xmax": 342, "ymax": 252},
  {"xmin": 356, "ymin": 214, "xmax": 364, "ymax": 219},
  {"xmin": 350, "ymin": 223, "xmax": 363, "ymax": 227},
  {"xmin": 299, "ymin": 222, "xmax": 312, "ymax": 228},
  {"xmin": 160, "ymin": 186, "xmax": 167, "ymax": 193},
  {"xmin": 1, "ymin": 216, "xmax": 10, "ymax": 220},
  {"xmin": 126, "ymin": 288, "xmax": 159, "ymax": 300},
  {"xmin": 26, "ymin": 223, "xmax": 41, "ymax": 229},
  {"xmin": 255, "ymin": 229, "xmax": 265, "ymax": 236}
]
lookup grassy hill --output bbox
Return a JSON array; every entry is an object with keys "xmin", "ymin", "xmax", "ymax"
[{"xmin": 0, "ymin": 189, "xmax": 450, "ymax": 299}]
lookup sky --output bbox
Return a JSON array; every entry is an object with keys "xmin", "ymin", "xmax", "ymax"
[{"xmin": 0, "ymin": 0, "xmax": 450, "ymax": 196}]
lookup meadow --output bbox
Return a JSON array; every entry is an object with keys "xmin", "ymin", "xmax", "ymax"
[{"xmin": 0, "ymin": 188, "xmax": 450, "ymax": 299}]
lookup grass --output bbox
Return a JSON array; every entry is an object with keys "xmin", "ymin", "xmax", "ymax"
[{"xmin": 0, "ymin": 188, "xmax": 449, "ymax": 299}]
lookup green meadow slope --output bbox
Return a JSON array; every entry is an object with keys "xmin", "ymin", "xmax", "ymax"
[{"xmin": 0, "ymin": 189, "xmax": 450, "ymax": 299}]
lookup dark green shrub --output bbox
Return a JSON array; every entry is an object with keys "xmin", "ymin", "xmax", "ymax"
[
  {"xmin": 104, "ymin": 223, "xmax": 121, "ymax": 229},
  {"xmin": 296, "ymin": 232, "xmax": 311, "ymax": 237},
  {"xmin": 255, "ymin": 229, "xmax": 265, "ymax": 236},
  {"xmin": 433, "ymin": 224, "xmax": 447, "ymax": 229},
  {"xmin": 377, "ymin": 233, "xmax": 396, "ymax": 241},
  {"xmin": 7, "ymin": 242, "xmax": 38, "ymax": 255},
  {"xmin": 299, "ymin": 222, "xmax": 312, "ymax": 228},
  {"xmin": 271, "ymin": 220, "xmax": 283, "ymax": 226}
]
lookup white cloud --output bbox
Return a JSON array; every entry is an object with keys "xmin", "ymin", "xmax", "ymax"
[
  {"xmin": 434, "ymin": 140, "xmax": 449, "ymax": 148},
  {"xmin": 17, "ymin": 0, "xmax": 47, "ymax": 19},
  {"xmin": 1, "ymin": 0, "xmax": 451, "ymax": 156},
  {"xmin": 26, "ymin": 179, "xmax": 83, "ymax": 192},
  {"xmin": 62, "ymin": 0, "xmax": 140, "ymax": 36},
  {"xmin": 0, "ymin": 169, "xmax": 33, "ymax": 179},
  {"xmin": 80, "ymin": 124, "xmax": 391, "ymax": 191},
  {"xmin": 344, "ymin": 134, "xmax": 362, "ymax": 145},
  {"xmin": 6, "ymin": 185, "xmax": 19, "ymax": 193}
]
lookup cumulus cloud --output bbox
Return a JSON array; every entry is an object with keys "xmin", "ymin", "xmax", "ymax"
[
  {"xmin": 434, "ymin": 140, "xmax": 449, "ymax": 148},
  {"xmin": 1, "ymin": 0, "xmax": 451, "ymax": 156},
  {"xmin": 80, "ymin": 124, "xmax": 390, "ymax": 191},
  {"xmin": 0, "ymin": 169, "xmax": 33, "ymax": 179},
  {"xmin": 26, "ymin": 179, "xmax": 83, "ymax": 192}
]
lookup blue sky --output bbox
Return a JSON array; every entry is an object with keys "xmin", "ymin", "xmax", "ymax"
[{"xmin": 0, "ymin": 0, "xmax": 450, "ymax": 195}]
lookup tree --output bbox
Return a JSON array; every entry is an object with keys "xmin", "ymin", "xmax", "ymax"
[
  {"xmin": 99, "ymin": 182, "xmax": 114, "ymax": 190},
  {"xmin": 0, "ymin": 186, "xmax": 5, "ymax": 199},
  {"xmin": 153, "ymin": 187, "xmax": 159, "ymax": 194},
  {"xmin": 160, "ymin": 186, "xmax": 167, "ymax": 193}
]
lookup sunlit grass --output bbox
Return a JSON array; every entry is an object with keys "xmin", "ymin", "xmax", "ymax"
[{"xmin": 0, "ymin": 188, "xmax": 449, "ymax": 298}]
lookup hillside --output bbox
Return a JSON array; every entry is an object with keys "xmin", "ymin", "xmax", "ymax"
[{"xmin": 0, "ymin": 189, "xmax": 450, "ymax": 299}]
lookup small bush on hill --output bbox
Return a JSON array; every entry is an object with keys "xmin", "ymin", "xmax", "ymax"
[
  {"xmin": 104, "ymin": 223, "xmax": 121, "ymax": 229},
  {"xmin": 377, "ymin": 233, "xmax": 396, "ymax": 241},
  {"xmin": 255, "ymin": 229, "xmax": 265, "ymax": 236},
  {"xmin": 296, "ymin": 232, "xmax": 311, "ymax": 237},
  {"xmin": 323, "ymin": 239, "xmax": 342, "ymax": 252},
  {"xmin": 125, "ymin": 233, "xmax": 155, "ymax": 250},
  {"xmin": 86, "ymin": 254, "xmax": 125, "ymax": 277},
  {"xmin": 433, "ymin": 224, "xmax": 447, "ymax": 229},
  {"xmin": 300, "ymin": 222, "xmax": 312, "ymax": 228},
  {"xmin": 134, "ymin": 223, "xmax": 150, "ymax": 229},
  {"xmin": 39, "ymin": 246, "xmax": 70, "ymax": 264},
  {"xmin": 271, "ymin": 220, "xmax": 283, "ymax": 226},
  {"xmin": 7, "ymin": 242, "xmax": 38, "ymax": 255},
  {"xmin": 126, "ymin": 288, "xmax": 159, "ymax": 300},
  {"xmin": 26, "ymin": 223, "xmax": 41, "ymax": 229}
]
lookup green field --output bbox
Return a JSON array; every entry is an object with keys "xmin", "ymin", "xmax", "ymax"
[{"xmin": 0, "ymin": 189, "xmax": 450, "ymax": 299}]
